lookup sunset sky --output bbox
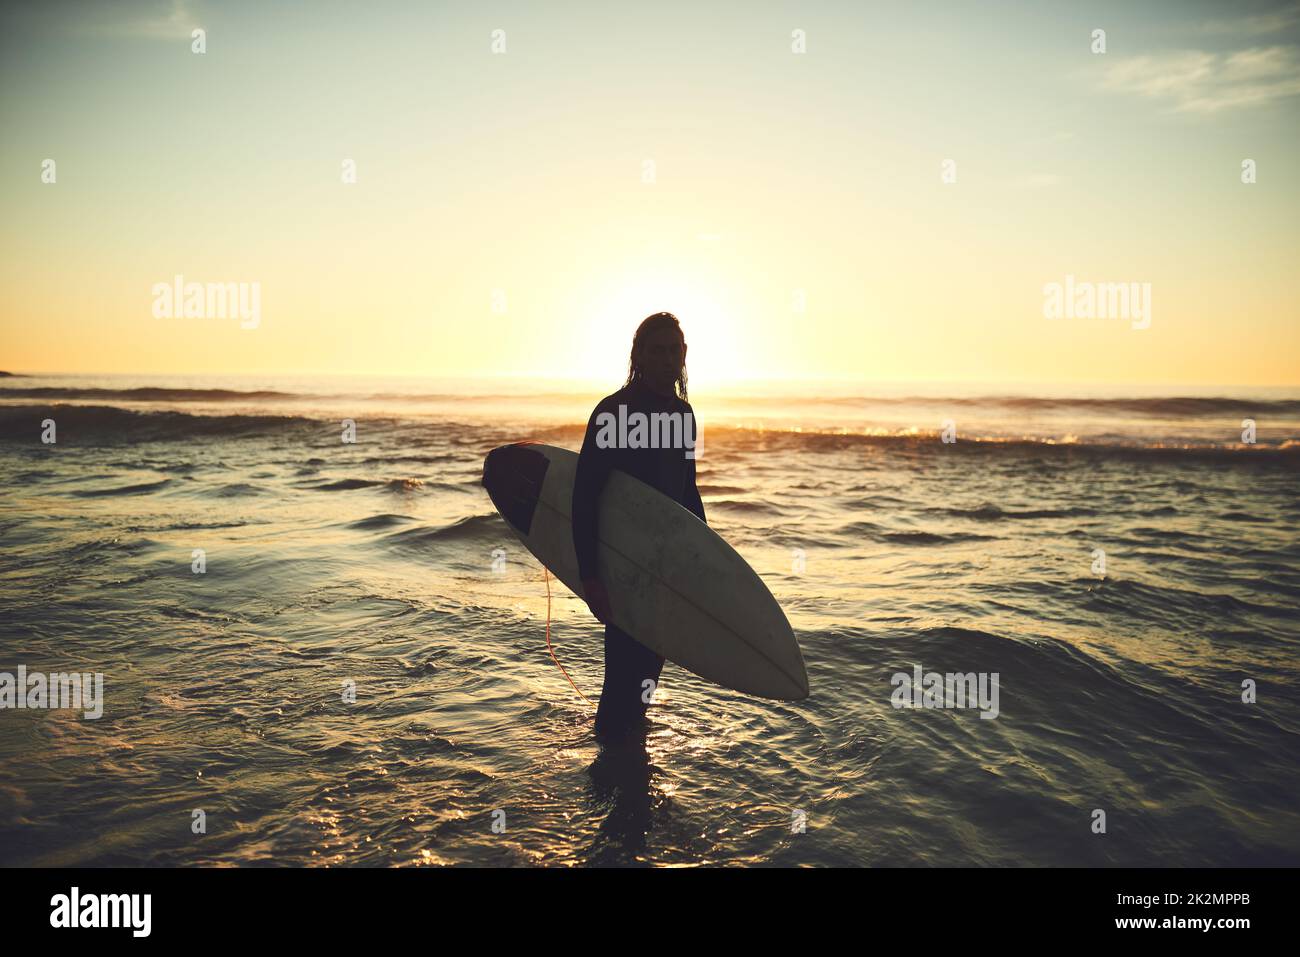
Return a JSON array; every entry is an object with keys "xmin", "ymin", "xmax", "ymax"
[{"xmin": 1, "ymin": 0, "xmax": 1298, "ymax": 385}]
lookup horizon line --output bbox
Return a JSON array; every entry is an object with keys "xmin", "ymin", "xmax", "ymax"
[{"xmin": 3, "ymin": 369, "xmax": 1300, "ymax": 393}]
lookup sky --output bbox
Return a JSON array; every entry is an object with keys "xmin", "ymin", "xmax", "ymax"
[{"xmin": 1, "ymin": 0, "xmax": 1298, "ymax": 386}]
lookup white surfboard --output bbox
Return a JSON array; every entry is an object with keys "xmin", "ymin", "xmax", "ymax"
[{"xmin": 482, "ymin": 442, "xmax": 809, "ymax": 700}]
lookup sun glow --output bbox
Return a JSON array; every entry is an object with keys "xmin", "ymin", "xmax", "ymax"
[{"xmin": 574, "ymin": 268, "xmax": 750, "ymax": 388}]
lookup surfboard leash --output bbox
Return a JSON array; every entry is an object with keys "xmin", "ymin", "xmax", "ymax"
[{"xmin": 544, "ymin": 567, "xmax": 593, "ymax": 706}]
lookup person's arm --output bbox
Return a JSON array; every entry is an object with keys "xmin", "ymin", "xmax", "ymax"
[
  {"xmin": 572, "ymin": 402, "xmax": 615, "ymax": 622},
  {"xmin": 683, "ymin": 454, "xmax": 706, "ymax": 523},
  {"xmin": 683, "ymin": 405, "xmax": 706, "ymax": 523}
]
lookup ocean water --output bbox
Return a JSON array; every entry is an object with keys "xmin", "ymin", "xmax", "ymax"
[{"xmin": 1, "ymin": 374, "xmax": 1298, "ymax": 867}]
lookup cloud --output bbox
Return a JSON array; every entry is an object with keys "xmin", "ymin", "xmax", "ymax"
[{"xmin": 1098, "ymin": 45, "xmax": 1300, "ymax": 113}]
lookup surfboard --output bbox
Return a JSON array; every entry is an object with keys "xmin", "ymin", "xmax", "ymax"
[{"xmin": 482, "ymin": 442, "xmax": 809, "ymax": 701}]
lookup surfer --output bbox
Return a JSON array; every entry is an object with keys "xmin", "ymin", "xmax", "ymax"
[{"xmin": 573, "ymin": 312, "xmax": 706, "ymax": 741}]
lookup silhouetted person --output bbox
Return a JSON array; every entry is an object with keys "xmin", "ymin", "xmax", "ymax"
[{"xmin": 572, "ymin": 312, "xmax": 705, "ymax": 742}]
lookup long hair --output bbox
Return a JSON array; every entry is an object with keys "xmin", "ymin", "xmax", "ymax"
[{"xmin": 623, "ymin": 311, "xmax": 688, "ymax": 401}]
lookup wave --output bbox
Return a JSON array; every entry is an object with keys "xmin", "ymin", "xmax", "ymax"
[
  {"xmin": 932, "ymin": 504, "xmax": 1099, "ymax": 520},
  {"xmin": 69, "ymin": 478, "xmax": 172, "ymax": 497},
  {"xmin": 883, "ymin": 530, "xmax": 1001, "ymax": 545},
  {"xmin": 346, "ymin": 513, "xmax": 418, "ymax": 530},
  {"xmin": 209, "ymin": 482, "xmax": 269, "ymax": 497},
  {"xmin": 3, "ymin": 384, "xmax": 1297, "ymax": 416},
  {"xmin": 708, "ymin": 426, "xmax": 1300, "ymax": 463},
  {"xmin": 0, "ymin": 386, "xmax": 301, "ymax": 402},
  {"xmin": 309, "ymin": 478, "xmax": 388, "ymax": 491},
  {"xmin": 0, "ymin": 404, "xmax": 322, "ymax": 442},
  {"xmin": 754, "ymin": 394, "xmax": 1300, "ymax": 416},
  {"xmin": 382, "ymin": 514, "xmax": 503, "ymax": 548},
  {"xmin": 305, "ymin": 477, "xmax": 451, "ymax": 493},
  {"xmin": 1, "ymin": 403, "xmax": 1296, "ymax": 464},
  {"xmin": 888, "ymin": 627, "xmax": 1300, "ymax": 748}
]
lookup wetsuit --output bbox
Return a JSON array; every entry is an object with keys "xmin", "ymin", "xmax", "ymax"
[{"xmin": 572, "ymin": 377, "xmax": 705, "ymax": 740}]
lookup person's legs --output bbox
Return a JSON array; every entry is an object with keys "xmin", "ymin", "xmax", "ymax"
[{"xmin": 594, "ymin": 624, "xmax": 665, "ymax": 740}]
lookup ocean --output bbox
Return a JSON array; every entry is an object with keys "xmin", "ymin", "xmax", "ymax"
[{"xmin": 1, "ymin": 373, "xmax": 1298, "ymax": 866}]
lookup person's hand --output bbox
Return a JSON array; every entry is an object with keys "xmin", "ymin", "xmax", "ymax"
[{"xmin": 581, "ymin": 577, "xmax": 612, "ymax": 625}]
